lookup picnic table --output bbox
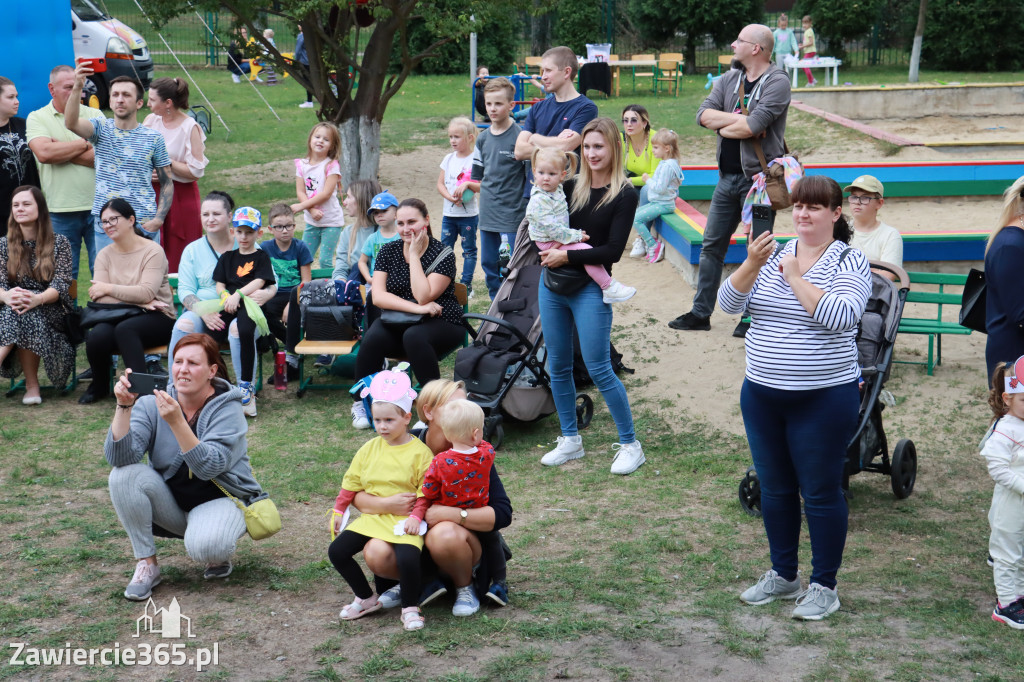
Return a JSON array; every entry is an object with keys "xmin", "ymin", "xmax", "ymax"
[
  {"xmin": 783, "ymin": 55, "xmax": 842, "ymax": 88},
  {"xmin": 607, "ymin": 60, "xmax": 657, "ymax": 97}
]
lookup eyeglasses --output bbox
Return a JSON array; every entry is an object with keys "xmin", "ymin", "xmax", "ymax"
[
  {"xmin": 847, "ymin": 195, "xmax": 879, "ymax": 205},
  {"xmin": 622, "ymin": 117, "xmax": 641, "ymax": 124},
  {"xmin": 734, "ymin": 38, "xmax": 759, "ymax": 49},
  {"xmin": 271, "ymin": 223, "xmax": 296, "ymax": 230},
  {"xmin": 100, "ymin": 216, "xmax": 122, "ymax": 227}
]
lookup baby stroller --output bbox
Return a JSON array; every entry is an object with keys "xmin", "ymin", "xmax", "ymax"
[
  {"xmin": 738, "ymin": 261, "xmax": 917, "ymax": 516},
  {"xmin": 453, "ymin": 222, "xmax": 594, "ymax": 449}
]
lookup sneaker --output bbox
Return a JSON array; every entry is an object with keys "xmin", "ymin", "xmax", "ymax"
[
  {"xmin": 351, "ymin": 401, "xmax": 370, "ymax": 430},
  {"xmin": 378, "ymin": 585, "xmax": 402, "ymax": 609},
  {"xmin": 466, "ymin": 285, "xmax": 474, "ymax": 300},
  {"xmin": 299, "ymin": 101, "xmax": 314, "ymax": 108},
  {"xmin": 993, "ymin": 598, "xmax": 1024, "ymax": 629},
  {"xmin": 124, "ymin": 560, "xmax": 161, "ymax": 601},
  {"xmin": 740, "ymin": 569, "xmax": 802, "ymax": 605},
  {"xmin": 203, "ymin": 561, "xmax": 232, "ymax": 580},
  {"xmin": 231, "ymin": 74, "xmax": 241, "ymax": 84},
  {"xmin": 646, "ymin": 240, "xmax": 665, "ymax": 263},
  {"xmin": 629, "ymin": 237, "xmax": 647, "ymax": 258},
  {"xmin": 610, "ymin": 440, "xmax": 646, "ymax": 475},
  {"xmin": 733, "ymin": 321, "xmax": 750, "ymax": 338},
  {"xmin": 314, "ymin": 354, "xmax": 333, "ymax": 367},
  {"xmin": 452, "ymin": 586, "xmax": 480, "ymax": 617},
  {"xmin": 419, "ymin": 579, "xmax": 447, "ymax": 606},
  {"xmin": 485, "ymin": 580, "xmax": 509, "ymax": 607},
  {"xmin": 791, "ymin": 582, "xmax": 840, "ymax": 620},
  {"xmin": 76, "ymin": 367, "xmax": 94, "ymax": 382},
  {"xmin": 667, "ymin": 311, "xmax": 710, "ymax": 331},
  {"xmin": 239, "ymin": 382, "xmax": 256, "ymax": 417},
  {"xmin": 602, "ymin": 280, "xmax": 636, "ymax": 304},
  {"xmin": 541, "ymin": 435, "xmax": 584, "ymax": 466}
]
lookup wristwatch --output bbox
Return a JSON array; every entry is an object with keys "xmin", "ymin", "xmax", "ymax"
[{"xmin": 459, "ymin": 510, "xmax": 468, "ymax": 525}]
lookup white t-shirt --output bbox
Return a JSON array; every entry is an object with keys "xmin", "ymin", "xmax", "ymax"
[
  {"xmin": 295, "ymin": 157, "xmax": 345, "ymax": 227},
  {"xmin": 851, "ymin": 221, "xmax": 903, "ymax": 270},
  {"xmin": 439, "ymin": 151, "xmax": 478, "ymax": 218}
]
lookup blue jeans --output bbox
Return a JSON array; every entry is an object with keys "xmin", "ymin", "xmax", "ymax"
[
  {"xmin": 169, "ymin": 311, "xmax": 256, "ymax": 382},
  {"xmin": 441, "ymin": 215, "xmax": 478, "ymax": 286},
  {"xmin": 301, "ymin": 225, "xmax": 342, "ymax": 269},
  {"xmin": 51, "ymin": 210, "xmax": 96, "ymax": 280},
  {"xmin": 740, "ymin": 378, "xmax": 859, "ymax": 590},
  {"xmin": 94, "ymin": 214, "xmax": 159, "ymax": 254},
  {"xmin": 479, "ymin": 229, "xmax": 517, "ymax": 299},
  {"xmin": 538, "ymin": 279, "xmax": 635, "ymax": 443}
]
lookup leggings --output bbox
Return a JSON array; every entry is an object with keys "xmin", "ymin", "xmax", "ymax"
[
  {"xmin": 328, "ymin": 530, "xmax": 421, "ymax": 608},
  {"xmin": 207, "ymin": 306, "xmax": 258, "ymax": 383},
  {"xmin": 355, "ymin": 318, "xmax": 463, "ymax": 386},
  {"xmin": 86, "ymin": 312, "xmax": 176, "ymax": 382}
]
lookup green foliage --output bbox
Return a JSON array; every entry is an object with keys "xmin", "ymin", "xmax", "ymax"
[
  {"xmin": 390, "ymin": 2, "xmax": 521, "ymax": 75},
  {"xmin": 793, "ymin": 0, "xmax": 884, "ymax": 60},
  {"xmin": 919, "ymin": 0, "xmax": 1024, "ymax": 71},
  {"xmin": 550, "ymin": 0, "xmax": 603, "ymax": 55}
]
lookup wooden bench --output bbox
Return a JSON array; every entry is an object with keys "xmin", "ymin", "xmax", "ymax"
[
  {"xmin": 896, "ymin": 271, "xmax": 972, "ymax": 375},
  {"xmin": 718, "ymin": 55, "xmax": 734, "ymax": 74}
]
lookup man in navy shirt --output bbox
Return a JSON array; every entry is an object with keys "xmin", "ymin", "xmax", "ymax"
[{"xmin": 514, "ymin": 46, "xmax": 598, "ymax": 197}]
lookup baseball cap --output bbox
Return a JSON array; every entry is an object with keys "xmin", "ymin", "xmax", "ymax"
[
  {"xmin": 843, "ymin": 175, "xmax": 884, "ymax": 198},
  {"xmin": 232, "ymin": 206, "xmax": 262, "ymax": 230},
  {"xmin": 367, "ymin": 191, "xmax": 399, "ymax": 217}
]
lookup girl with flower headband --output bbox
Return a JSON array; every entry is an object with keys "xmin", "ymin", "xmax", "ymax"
[
  {"xmin": 628, "ymin": 128, "xmax": 684, "ymax": 264},
  {"xmin": 327, "ymin": 363, "xmax": 434, "ymax": 631},
  {"xmin": 983, "ymin": 356, "xmax": 1024, "ymax": 629}
]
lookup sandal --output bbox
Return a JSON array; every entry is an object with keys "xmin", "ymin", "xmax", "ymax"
[
  {"xmin": 401, "ymin": 606, "xmax": 424, "ymax": 631},
  {"xmin": 339, "ymin": 595, "xmax": 382, "ymax": 621}
]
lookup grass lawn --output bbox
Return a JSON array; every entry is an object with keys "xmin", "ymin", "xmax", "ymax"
[{"xmin": 4, "ymin": 64, "xmax": 1022, "ymax": 680}]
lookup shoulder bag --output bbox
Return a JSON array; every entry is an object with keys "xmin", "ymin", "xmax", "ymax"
[
  {"xmin": 212, "ymin": 479, "xmax": 282, "ymax": 541},
  {"xmin": 739, "ymin": 79, "xmax": 801, "ymax": 211},
  {"xmin": 79, "ymin": 302, "xmax": 146, "ymax": 330},
  {"xmin": 380, "ymin": 245, "xmax": 453, "ymax": 327},
  {"xmin": 959, "ymin": 268, "xmax": 987, "ymax": 333},
  {"xmin": 542, "ymin": 264, "xmax": 591, "ymax": 296}
]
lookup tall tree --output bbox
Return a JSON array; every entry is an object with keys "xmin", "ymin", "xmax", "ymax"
[
  {"xmin": 908, "ymin": 0, "xmax": 927, "ymax": 82},
  {"xmin": 147, "ymin": 0, "xmax": 518, "ymax": 185},
  {"xmin": 793, "ymin": 0, "xmax": 883, "ymax": 60}
]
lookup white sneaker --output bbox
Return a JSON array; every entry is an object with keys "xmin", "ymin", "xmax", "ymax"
[
  {"xmin": 541, "ymin": 435, "xmax": 584, "ymax": 466},
  {"xmin": 610, "ymin": 440, "xmax": 645, "ymax": 475},
  {"xmin": 602, "ymin": 280, "xmax": 636, "ymax": 304},
  {"xmin": 231, "ymin": 74, "xmax": 241, "ymax": 84},
  {"xmin": 629, "ymin": 237, "xmax": 647, "ymax": 258},
  {"xmin": 351, "ymin": 401, "xmax": 370, "ymax": 429},
  {"xmin": 298, "ymin": 101, "xmax": 314, "ymax": 109},
  {"xmin": 239, "ymin": 382, "xmax": 256, "ymax": 417}
]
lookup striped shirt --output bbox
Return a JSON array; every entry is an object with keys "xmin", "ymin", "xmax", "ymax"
[
  {"xmin": 718, "ymin": 240, "xmax": 871, "ymax": 390},
  {"xmin": 89, "ymin": 119, "xmax": 170, "ymax": 220}
]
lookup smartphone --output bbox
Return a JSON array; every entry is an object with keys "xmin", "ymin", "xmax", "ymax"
[
  {"xmin": 77, "ymin": 57, "xmax": 107, "ymax": 73},
  {"xmin": 128, "ymin": 372, "xmax": 168, "ymax": 396},
  {"xmin": 750, "ymin": 203, "xmax": 774, "ymax": 242}
]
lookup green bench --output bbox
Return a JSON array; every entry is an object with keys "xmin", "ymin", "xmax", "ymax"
[{"xmin": 896, "ymin": 271, "xmax": 972, "ymax": 375}]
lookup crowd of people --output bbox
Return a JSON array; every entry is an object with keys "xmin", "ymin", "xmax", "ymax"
[{"xmin": 3, "ymin": 20, "xmax": 1024, "ymax": 629}]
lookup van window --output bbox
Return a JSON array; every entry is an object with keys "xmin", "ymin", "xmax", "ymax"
[{"xmin": 72, "ymin": 0, "xmax": 109, "ymax": 21}]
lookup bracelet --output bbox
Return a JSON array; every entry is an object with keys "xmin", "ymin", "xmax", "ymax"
[{"xmin": 116, "ymin": 403, "xmax": 134, "ymax": 410}]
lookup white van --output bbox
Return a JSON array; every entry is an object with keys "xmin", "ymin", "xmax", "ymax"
[{"xmin": 71, "ymin": 0, "xmax": 154, "ymax": 108}]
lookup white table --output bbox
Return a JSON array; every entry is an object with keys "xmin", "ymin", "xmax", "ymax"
[{"xmin": 783, "ymin": 56, "xmax": 842, "ymax": 87}]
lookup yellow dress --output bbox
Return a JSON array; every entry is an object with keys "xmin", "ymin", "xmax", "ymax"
[{"xmin": 341, "ymin": 436, "xmax": 434, "ymax": 548}]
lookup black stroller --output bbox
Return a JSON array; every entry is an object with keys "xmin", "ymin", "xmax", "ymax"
[
  {"xmin": 738, "ymin": 262, "xmax": 917, "ymax": 516},
  {"xmin": 453, "ymin": 224, "xmax": 594, "ymax": 448}
]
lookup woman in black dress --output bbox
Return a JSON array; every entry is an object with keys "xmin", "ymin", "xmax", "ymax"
[{"xmin": 0, "ymin": 77, "xmax": 40, "ymax": 237}]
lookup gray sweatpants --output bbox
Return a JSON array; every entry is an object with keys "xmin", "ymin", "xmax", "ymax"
[{"xmin": 109, "ymin": 463, "xmax": 247, "ymax": 563}]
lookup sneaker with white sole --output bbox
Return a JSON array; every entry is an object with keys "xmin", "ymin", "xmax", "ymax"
[
  {"xmin": 791, "ymin": 582, "xmax": 840, "ymax": 620},
  {"xmin": 602, "ymin": 279, "xmax": 636, "ymax": 304},
  {"xmin": 204, "ymin": 561, "xmax": 232, "ymax": 580},
  {"xmin": 992, "ymin": 598, "xmax": 1024, "ymax": 629},
  {"xmin": 239, "ymin": 382, "xmax": 256, "ymax": 417},
  {"xmin": 351, "ymin": 401, "xmax": 370, "ymax": 429},
  {"xmin": 298, "ymin": 101, "xmax": 314, "ymax": 108},
  {"xmin": 740, "ymin": 569, "xmax": 802, "ymax": 605},
  {"xmin": 609, "ymin": 440, "xmax": 646, "ymax": 475},
  {"xmin": 378, "ymin": 585, "xmax": 402, "ymax": 609},
  {"xmin": 541, "ymin": 435, "xmax": 584, "ymax": 466},
  {"xmin": 629, "ymin": 237, "xmax": 647, "ymax": 258},
  {"xmin": 647, "ymin": 240, "xmax": 665, "ymax": 263},
  {"xmin": 452, "ymin": 586, "xmax": 480, "ymax": 617},
  {"xmin": 125, "ymin": 560, "xmax": 161, "ymax": 601},
  {"xmin": 231, "ymin": 74, "xmax": 241, "ymax": 84}
]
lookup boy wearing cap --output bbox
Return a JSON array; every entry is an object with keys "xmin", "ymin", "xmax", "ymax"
[
  {"xmin": 845, "ymin": 175, "xmax": 903, "ymax": 281},
  {"xmin": 213, "ymin": 207, "xmax": 277, "ymax": 416},
  {"xmin": 357, "ymin": 191, "xmax": 400, "ymax": 284}
]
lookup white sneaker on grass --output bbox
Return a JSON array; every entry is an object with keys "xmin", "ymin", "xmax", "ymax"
[
  {"xmin": 239, "ymin": 382, "xmax": 256, "ymax": 417},
  {"xmin": 609, "ymin": 441, "xmax": 645, "ymax": 475},
  {"xmin": 602, "ymin": 280, "xmax": 636, "ymax": 304},
  {"xmin": 740, "ymin": 569, "xmax": 802, "ymax": 605},
  {"xmin": 541, "ymin": 435, "xmax": 584, "ymax": 466},
  {"xmin": 791, "ymin": 583, "xmax": 840, "ymax": 620},
  {"xmin": 452, "ymin": 586, "xmax": 479, "ymax": 617},
  {"xmin": 298, "ymin": 101, "xmax": 314, "ymax": 109},
  {"xmin": 124, "ymin": 560, "xmax": 161, "ymax": 601},
  {"xmin": 351, "ymin": 401, "xmax": 370, "ymax": 430},
  {"xmin": 378, "ymin": 585, "xmax": 401, "ymax": 609},
  {"xmin": 629, "ymin": 237, "xmax": 647, "ymax": 258}
]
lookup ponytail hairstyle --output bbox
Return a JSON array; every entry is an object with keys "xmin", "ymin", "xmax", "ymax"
[
  {"xmin": 150, "ymin": 76, "xmax": 189, "ymax": 110},
  {"xmin": 789, "ymin": 175, "xmax": 852, "ymax": 244},
  {"xmin": 989, "ymin": 361, "xmax": 1014, "ymax": 422},
  {"xmin": 397, "ymin": 198, "xmax": 432, "ymax": 237},
  {"xmin": 99, "ymin": 197, "xmax": 146, "ymax": 238},
  {"xmin": 345, "ymin": 178, "xmax": 382, "ymax": 256},
  {"xmin": 203, "ymin": 190, "xmax": 235, "ymax": 214},
  {"xmin": 6, "ymin": 186, "xmax": 56, "ymax": 284},
  {"xmin": 530, "ymin": 147, "xmax": 578, "ymax": 186}
]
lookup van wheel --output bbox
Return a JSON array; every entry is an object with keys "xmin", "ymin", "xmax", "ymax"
[{"xmin": 89, "ymin": 76, "xmax": 109, "ymax": 110}]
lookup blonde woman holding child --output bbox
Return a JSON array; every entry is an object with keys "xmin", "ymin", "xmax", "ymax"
[
  {"xmin": 629, "ymin": 128, "xmax": 684, "ymax": 264},
  {"xmin": 292, "ymin": 122, "xmax": 344, "ymax": 268}
]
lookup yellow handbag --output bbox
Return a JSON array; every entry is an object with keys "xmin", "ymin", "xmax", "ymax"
[{"xmin": 213, "ymin": 479, "xmax": 281, "ymax": 540}]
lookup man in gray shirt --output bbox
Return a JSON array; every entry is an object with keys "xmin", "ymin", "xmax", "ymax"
[{"xmin": 669, "ymin": 24, "xmax": 791, "ymax": 333}]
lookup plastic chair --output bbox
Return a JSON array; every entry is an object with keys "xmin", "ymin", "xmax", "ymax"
[
  {"xmin": 654, "ymin": 60, "xmax": 680, "ymax": 97},
  {"xmin": 522, "ymin": 56, "xmax": 542, "ymax": 76}
]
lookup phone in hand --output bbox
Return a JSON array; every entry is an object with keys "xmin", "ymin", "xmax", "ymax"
[
  {"xmin": 750, "ymin": 203, "xmax": 774, "ymax": 243},
  {"xmin": 127, "ymin": 372, "xmax": 168, "ymax": 396},
  {"xmin": 77, "ymin": 57, "xmax": 107, "ymax": 73}
]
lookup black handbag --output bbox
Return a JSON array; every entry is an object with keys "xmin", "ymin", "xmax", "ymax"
[
  {"xmin": 63, "ymin": 306, "xmax": 85, "ymax": 346},
  {"xmin": 542, "ymin": 264, "xmax": 591, "ymax": 296},
  {"xmin": 959, "ymin": 268, "xmax": 987, "ymax": 334},
  {"xmin": 304, "ymin": 305, "xmax": 355, "ymax": 341},
  {"xmin": 79, "ymin": 302, "xmax": 146, "ymax": 330},
  {"xmin": 379, "ymin": 245, "xmax": 452, "ymax": 328}
]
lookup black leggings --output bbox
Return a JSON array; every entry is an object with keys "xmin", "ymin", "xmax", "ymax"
[
  {"xmin": 328, "ymin": 530, "xmax": 421, "ymax": 608},
  {"xmin": 355, "ymin": 318, "xmax": 464, "ymax": 385},
  {"xmin": 262, "ymin": 290, "xmax": 292, "ymax": 345},
  {"xmin": 208, "ymin": 306, "xmax": 258, "ymax": 383},
  {"xmin": 86, "ymin": 312, "xmax": 176, "ymax": 383}
]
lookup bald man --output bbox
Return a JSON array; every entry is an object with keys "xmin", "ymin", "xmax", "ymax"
[{"xmin": 669, "ymin": 24, "xmax": 791, "ymax": 334}]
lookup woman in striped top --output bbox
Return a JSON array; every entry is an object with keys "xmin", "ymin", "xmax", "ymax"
[{"xmin": 718, "ymin": 175, "xmax": 871, "ymax": 621}]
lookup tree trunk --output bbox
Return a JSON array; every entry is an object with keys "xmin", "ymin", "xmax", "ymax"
[
  {"xmin": 337, "ymin": 116, "xmax": 381, "ymax": 189},
  {"xmin": 908, "ymin": 0, "xmax": 928, "ymax": 83},
  {"xmin": 685, "ymin": 36, "xmax": 697, "ymax": 75}
]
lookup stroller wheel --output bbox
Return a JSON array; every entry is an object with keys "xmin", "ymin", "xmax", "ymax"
[
  {"xmin": 575, "ymin": 393, "xmax": 594, "ymax": 428},
  {"xmin": 738, "ymin": 466, "xmax": 762, "ymax": 517},
  {"xmin": 490, "ymin": 424, "xmax": 504, "ymax": 449},
  {"xmin": 484, "ymin": 415, "xmax": 504, "ymax": 449},
  {"xmin": 890, "ymin": 439, "xmax": 917, "ymax": 499}
]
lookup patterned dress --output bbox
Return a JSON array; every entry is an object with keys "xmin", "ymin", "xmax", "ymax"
[{"xmin": 0, "ymin": 235, "xmax": 75, "ymax": 388}]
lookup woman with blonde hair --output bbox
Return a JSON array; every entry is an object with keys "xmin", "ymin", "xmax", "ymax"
[
  {"xmin": 536, "ymin": 117, "xmax": 645, "ymax": 475},
  {"xmin": 985, "ymin": 176, "xmax": 1024, "ymax": 379}
]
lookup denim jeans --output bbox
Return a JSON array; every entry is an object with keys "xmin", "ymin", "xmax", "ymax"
[
  {"xmin": 479, "ymin": 229, "xmax": 517, "ymax": 299},
  {"xmin": 93, "ymin": 214, "xmax": 159, "ymax": 254},
  {"xmin": 740, "ymin": 378, "xmax": 859, "ymax": 590},
  {"xmin": 51, "ymin": 210, "xmax": 96, "ymax": 280},
  {"xmin": 169, "ymin": 311, "xmax": 256, "ymax": 382},
  {"xmin": 301, "ymin": 225, "xmax": 342, "ymax": 269},
  {"xmin": 538, "ymin": 279, "xmax": 635, "ymax": 443},
  {"xmin": 441, "ymin": 215, "xmax": 478, "ymax": 286}
]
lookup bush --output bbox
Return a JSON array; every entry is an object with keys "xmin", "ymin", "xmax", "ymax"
[
  {"xmin": 550, "ymin": 0, "xmax": 603, "ymax": 56},
  {"xmin": 919, "ymin": 0, "xmax": 1024, "ymax": 71},
  {"xmin": 793, "ymin": 0, "xmax": 883, "ymax": 61},
  {"xmin": 391, "ymin": 4, "xmax": 520, "ymax": 75}
]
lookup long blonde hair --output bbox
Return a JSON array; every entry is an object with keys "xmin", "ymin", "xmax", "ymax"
[
  {"xmin": 6, "ymin": 186, "xmax": 56, "ymax": 284},
  {"xmin": 988, "ymin": 175, "xmax": 1024, "ymax": 253},
  {"xmin": 570, "ymin": 117, "xmax": 629, "ymax": 214}
]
